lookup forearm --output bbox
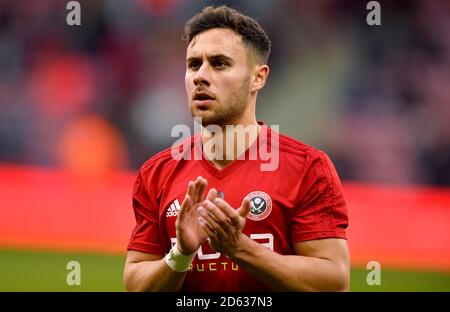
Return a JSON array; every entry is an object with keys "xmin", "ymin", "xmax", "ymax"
[
  {"xmin": 228, "ymin": 235, "xmax": 349, "ymax": 291},
  {"xmin": 124, "ymin": 259, "xmax": 186, "ymax": 291}
]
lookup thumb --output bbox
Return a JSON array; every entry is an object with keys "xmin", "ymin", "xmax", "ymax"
[
  {"xmin": 179, "ymin": 181, "xmax": 194, "ymax": 214},
  {"xmin": 237, "ymin": 197, "xmax": 251, "ymax": 219},
  {"xmin": 205, "ymin": 188, "xmax": 217, "ymax": 203},
  {"xmin": 176, "ymin": 194, "xmax": 191, "ymax": 228},
  {"xmin": 178, "ymin": 194, "xmax": 192, "ymax": 217}
]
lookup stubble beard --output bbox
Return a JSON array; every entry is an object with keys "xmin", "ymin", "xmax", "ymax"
[{"xmin": 189, "ymin": 80, "xmax": 250, "ymax": 128}]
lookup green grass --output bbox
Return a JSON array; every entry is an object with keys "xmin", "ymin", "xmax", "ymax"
[
  {"xmin": 350, "ymin": 267, "xmax": 450, "ymax": 291},
  {"xmin": 0, "ymin": 248, "xmax": 125, "ymax": 291},
  {"xmin": 1, "ymin": 248, "xmax": 449, "ymax": 291}
]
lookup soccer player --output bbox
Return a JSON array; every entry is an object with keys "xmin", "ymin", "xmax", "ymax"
[{"xmin": 124, "ymin": 5, "xmax": 349, "ymax": 291}]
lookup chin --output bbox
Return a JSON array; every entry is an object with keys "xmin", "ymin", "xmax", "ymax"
[
  {"xmin": 191, "ymin": 110, "xmax": 215, "ymax": 126},
  {"xmin": 190, "ymin": 107, "xmax": 231, "ymax": 127}
]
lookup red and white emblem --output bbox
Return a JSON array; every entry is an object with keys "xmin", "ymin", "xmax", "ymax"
[{"xmin": 245, "ymin": 191, "xmax": 272, "ymax": 221}]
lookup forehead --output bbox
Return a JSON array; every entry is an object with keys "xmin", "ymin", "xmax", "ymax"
[{"xmin": 186, "ymin": 28, "xmax": 247, "ymax": 59}]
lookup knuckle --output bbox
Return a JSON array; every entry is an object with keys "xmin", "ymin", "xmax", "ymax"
[{"xmin": 217, "ymin": 217, "xmax": 228, "ymax": 225}]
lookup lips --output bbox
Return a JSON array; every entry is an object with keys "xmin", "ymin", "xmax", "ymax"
[
  {"xmin": 193, "ymin": 91, "xmax": 215, "ymax": 101},
  {"xmin": 192, "ymin": 91, "xmax": 215, "ymax": 108}
]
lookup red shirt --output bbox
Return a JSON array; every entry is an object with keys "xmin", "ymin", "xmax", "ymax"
[{"xmin": 127, "ymin": 124, "xmax": 348, "ymax": 291}]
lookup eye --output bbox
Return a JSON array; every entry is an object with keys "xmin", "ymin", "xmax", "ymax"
[
  {"xmin": 212, "ymin": 60, "xmax": 227, "ymax": 68},
  {"xmin": 188, "ymin": 61, "xmax": 201, "ymax": 70}
]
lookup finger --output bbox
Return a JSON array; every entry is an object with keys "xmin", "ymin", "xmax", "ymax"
[
  {"xmin": 193, "ymin": 177, "xmax": 201, "ymax": 203},
  {"xmin": 187, "ymin": 180, "xmax": 196, "ymax": 202},
  {"xmin": 177, "ymin": 194, "xmax": 192, "ymax": 221},
  {"xmin": 205, "ymin": 188, "xmax": 217, "ymax": 203},
  {"xmin": 198, "ymin": 216, "xmax": 219, "ymax": 242},
  {"xmin": 180, "ymin": 181, "xmax": 195, "ymax": 215},
  {"xmin": 203, "ymin": 200, "xmax": 235, "ymax": 236},
  {"xmin": 193, "ymin": 177, "xmax": 206, "ymax": 204},
  {"xmin": 237, "ymin": 197, "xmax": 251, "ymax": 219},
  {"xmin": 198, "ymin": 206, "xmax": 229, "ymax": 239},
  {"xmin": 213, "ymin": 198, "xmax": 241, "ymax": 226},
  {"xmin": 196, "ymin": 177, "xmax": 208, "ymax": 203}
]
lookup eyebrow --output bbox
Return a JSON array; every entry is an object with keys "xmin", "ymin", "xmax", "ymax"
[{"xmin": 186, "ymin": 54, "xmax": 234, "ymax": 64}]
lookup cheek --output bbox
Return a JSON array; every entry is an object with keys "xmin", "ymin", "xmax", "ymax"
[
  {"xmin": 185, "ymin": 73, "xmax": 193, "ymax": 91},
  {"xmin": 219, "ymin": 75, "xmax": 240, "ymax": 91},
  {"xmin": 223, "ymin": 73, "xmax": 249, "ymax": 93}
]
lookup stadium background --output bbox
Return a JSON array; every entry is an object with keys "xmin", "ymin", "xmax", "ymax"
[{"xmin": 0, "ymin": 0, "xmax": 449, "ymax": 291}]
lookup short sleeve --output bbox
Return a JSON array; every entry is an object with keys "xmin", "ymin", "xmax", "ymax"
[
  {"xmin": 127, "ymin": 169, "xmax": 164, "ymax": 255},
  {"xmin": 291, "ymin": 152, "xmax": 348, "ymax": 242}
]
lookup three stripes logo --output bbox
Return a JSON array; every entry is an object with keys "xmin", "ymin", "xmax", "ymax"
[{"xmin": 166, "ymin": 199, "xmax": 181, "ymax": 217}]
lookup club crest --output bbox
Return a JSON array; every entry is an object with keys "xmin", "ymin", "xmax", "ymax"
[{"xmin": 245, "ymin": 191, "xmax": 272, "ymax": 221}]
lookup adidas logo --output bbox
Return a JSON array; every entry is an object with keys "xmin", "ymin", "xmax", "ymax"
[{"xmin": 166, "ymin": 199, "xmax": 181, "ymax": 217}]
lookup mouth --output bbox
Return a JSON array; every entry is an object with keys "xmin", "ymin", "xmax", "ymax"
[{"xmin": 192, "ymin": 91, "xmax": 215, "ymax": 107}]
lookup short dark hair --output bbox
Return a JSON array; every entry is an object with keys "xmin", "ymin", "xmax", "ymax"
[{"xmin": 183, "ymin": 5, "xmax": 271, "ymax": 64}]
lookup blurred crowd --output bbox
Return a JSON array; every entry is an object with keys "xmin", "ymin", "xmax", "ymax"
[{"xmin": 0, "ymin": 0, "xmax": 449, "ymax": 186}]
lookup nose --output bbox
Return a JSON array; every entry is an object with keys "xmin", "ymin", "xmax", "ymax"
[{"xmin": 193, "ymin": 63, "xmax": 211, "ymax": 86}]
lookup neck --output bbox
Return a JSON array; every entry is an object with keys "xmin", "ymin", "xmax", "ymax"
[{"xmin": 201, "ymin": 117, "xmax": 260, "ymax": 170}]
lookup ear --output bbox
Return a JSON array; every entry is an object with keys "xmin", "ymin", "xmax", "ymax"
[{"xmin": 250, "ymin": 64, "xmax": 270, "ymax": 93}]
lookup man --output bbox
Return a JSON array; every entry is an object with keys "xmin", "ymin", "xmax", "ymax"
[{"xmin": 124, "ymin": 5, "xmax": 349, "ymax": 291}]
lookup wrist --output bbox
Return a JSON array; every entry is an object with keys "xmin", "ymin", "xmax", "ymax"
[
  {"xmin": 226, "ymin": 233, "xmax": 248, "ymax": 259},
  {"xmin": 164, "ymin": 243, "xmax": 197, "ymax": 272}
]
